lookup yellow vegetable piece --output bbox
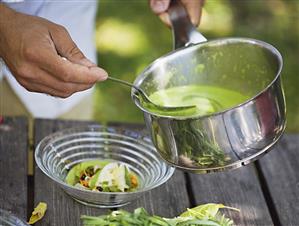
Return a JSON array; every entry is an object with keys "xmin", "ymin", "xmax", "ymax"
[
  {"xmin": 180, "ymin": 203, "xmax": 239, "ymax": 218},
  {"xmin": 28, "ymin": 202, "xmax": 47, "ymax": 224},
  {"xmin": 130, "ymin": 174, "xmax": 138, "ymax": 187}
]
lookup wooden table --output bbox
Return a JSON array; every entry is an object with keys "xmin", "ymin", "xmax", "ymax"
[{"xmin": 0, "ymin": 117, "xmax": 298, "ymax": 225}]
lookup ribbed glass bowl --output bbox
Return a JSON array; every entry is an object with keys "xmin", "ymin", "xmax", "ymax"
[
  {"xmin": 35, "ymin": 125, "xmax": 174, "ymax": 208},
  {"xmin": 0, "ymin": 209, "xmax": 28, "ymax": 226}
]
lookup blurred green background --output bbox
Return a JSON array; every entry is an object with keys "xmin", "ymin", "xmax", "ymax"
[{"xmin": 94, "ymin": 0, "xmax": 299, "ymax": 132}]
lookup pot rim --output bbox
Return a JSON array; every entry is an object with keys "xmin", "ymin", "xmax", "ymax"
[{"xmin": 132, "ymin": 37, "xmax": 283, "ymax": 120}]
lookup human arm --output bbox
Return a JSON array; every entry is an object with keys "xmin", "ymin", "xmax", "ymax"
[{"xmin": 0, "ymin": 3, "xmax": 107, "ymax": 98}]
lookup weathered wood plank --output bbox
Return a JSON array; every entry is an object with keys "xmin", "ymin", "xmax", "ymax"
[
  {"xmin": 258, "ymin": 134, "xmax": 299, "ymax": 225},
  {"xmin": 125, "ymin": 170, "xmax": 190, "ymax": 217},
  {"xmin": 0, "ymin": 117, "xmax": 28, "ymax": 220},
  {"xmin": 189, "ymin": 165, "xmax": 273, "ymax": 225},
  {"xmin": 34, "ymin": 119, "xmax": 106, "ymax": 226}
]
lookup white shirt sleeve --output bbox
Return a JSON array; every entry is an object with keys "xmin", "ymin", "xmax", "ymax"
[{"xmin": 0, "ymin": 0, "xmax": 24, "ymax": 2}]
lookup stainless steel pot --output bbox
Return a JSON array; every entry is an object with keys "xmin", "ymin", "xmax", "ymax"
[{"xmin": 132, "ymin": 0, "xmax": 286, "ymax": 173}]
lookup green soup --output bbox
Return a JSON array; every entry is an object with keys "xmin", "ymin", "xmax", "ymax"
[{"xmin": 144, "ymin": 85, "xmax": 249, "ymax": 117}]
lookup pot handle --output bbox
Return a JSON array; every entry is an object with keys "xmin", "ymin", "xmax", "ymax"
[{"xmin": 168, "ymin": 0, "xmax": 207, "ymax": 49}]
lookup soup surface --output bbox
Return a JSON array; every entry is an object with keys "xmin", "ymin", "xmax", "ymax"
[{"xmin": 144, "ymin": 85, "xmax": 249, "ymax": 117}]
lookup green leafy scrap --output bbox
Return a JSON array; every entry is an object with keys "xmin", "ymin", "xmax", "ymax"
[{"xmin": 81, "ymin": 203, "xmax": 239, "ymax": 226}]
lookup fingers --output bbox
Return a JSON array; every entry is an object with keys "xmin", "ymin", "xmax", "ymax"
[
  {"xmin": 181, "ymin": 0, "xmax": 203, "ymax": 26},
  {"xmin": 158, "ymin": 13, "xmax": 171, "ymax": 27},
  {"xmin": 17, "ymin": 77, "xmax": 69, "ymax": 98},
  {"xmin": 41, "ymin": 54, "xmax": 108, "ymax": 84},
  {"xmin": 18, "ymin": 25, "xmax": 108, "ymax": 86},
  {"xmin": 26, "ymin": 38, "xmax": 108, "ymax": 85},
  {"xmin": 12, "ymin": 36, "xmax": 105, "ymax": 96},
  {"xmin": 18, "ymin": 24, "xmax": 107, "ymax": 95},
  {"xmin": 149, "ymin": 0, "xmax": 203, "ymax": 27},
  {"xmin": 44, "ymin": 24, "xmax": 108, "ymax": 84},
  {"xmin": 28, "ymin": 51, "xmax": 108, "ymax": 86},
  {"xmin": 34, "ymin": 69, "xmax": 94, "ymax": 96},
  {"xmin": 49, "ymin": 24, "xmax": 95, "ymax": 67},
  {"xmin": 149, "ymin": 0, "xmax": 170, "ymax": 14},
  {"xmin": 17, "ymin": 68, "xmax": 94, "ymax": 98}
]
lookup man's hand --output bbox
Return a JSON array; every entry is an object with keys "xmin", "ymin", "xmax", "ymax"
[
  {"xmin": 0, "ymin": 4, "xmax": 107, "ymax": 98},
  {"xmin": 149, "ymin": 0, "xmax": 204, "ymax": 27}
]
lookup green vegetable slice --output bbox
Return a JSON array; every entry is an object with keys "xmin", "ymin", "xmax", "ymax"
[
  {"xmin": 125, "ymin": 166, "xmax": 131, "ymax": 188},
  {"xmin": 81, "ymin": 204, "xmax": 240, "ymax": 226},
  {"xmin": 65, "ymin": 160, "xmax": 109, "ymax": 186},
  {"xmin": 88, "ymin": 170, "xmax": 101, "ymax": 189}
]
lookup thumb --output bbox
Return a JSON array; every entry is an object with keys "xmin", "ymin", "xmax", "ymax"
[
  {"xmin": 149, "ymin": 0, "xmax": 170, "ymax": 14},
  {"xmin": 181, "ymin": 0, "xmax": 204, "ymax": 26},
  {"xmin": 50, "ymin": 25, "xmax": 95, "ymax": 67}
]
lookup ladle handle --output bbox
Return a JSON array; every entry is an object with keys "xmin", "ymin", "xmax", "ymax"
[
  {"xmin": 168, "ymin": 0, "xmax": 207, "ymax": 49},
  {"xmin": 107, "ymin": 77, "xmax": 142, "ymax": 95}
]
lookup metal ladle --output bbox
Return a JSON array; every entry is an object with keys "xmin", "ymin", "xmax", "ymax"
[{"xmin": 107, "ymin": 76, "xmax": 196, "ymax": 112}]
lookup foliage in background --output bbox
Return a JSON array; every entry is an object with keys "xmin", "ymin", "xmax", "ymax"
[{"xmin": 94, "ymin": 0, "xmax": 299, "ymax": 132}]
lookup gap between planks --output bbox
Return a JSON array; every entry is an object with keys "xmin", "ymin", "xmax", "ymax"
[{"xmin": 254, "ymin": 161, "xmax": 282, "ymax": 226}]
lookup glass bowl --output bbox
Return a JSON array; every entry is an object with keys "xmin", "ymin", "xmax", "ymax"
[
  {"xmin": 35, "ymin": 125, "xmax": 174, "ymax": 208},
  {"xmin": 0, "ymin": 209, "xmax": 28, "ymax": 226}
]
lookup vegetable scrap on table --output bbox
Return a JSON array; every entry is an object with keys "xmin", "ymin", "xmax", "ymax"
[
  {"xmin": 81, "ymin": 203, "xmax": 239, "ymax": 226},
  {"xmin": 28, "ymin": 202, "xmax": 47, "ymax": 225}
]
